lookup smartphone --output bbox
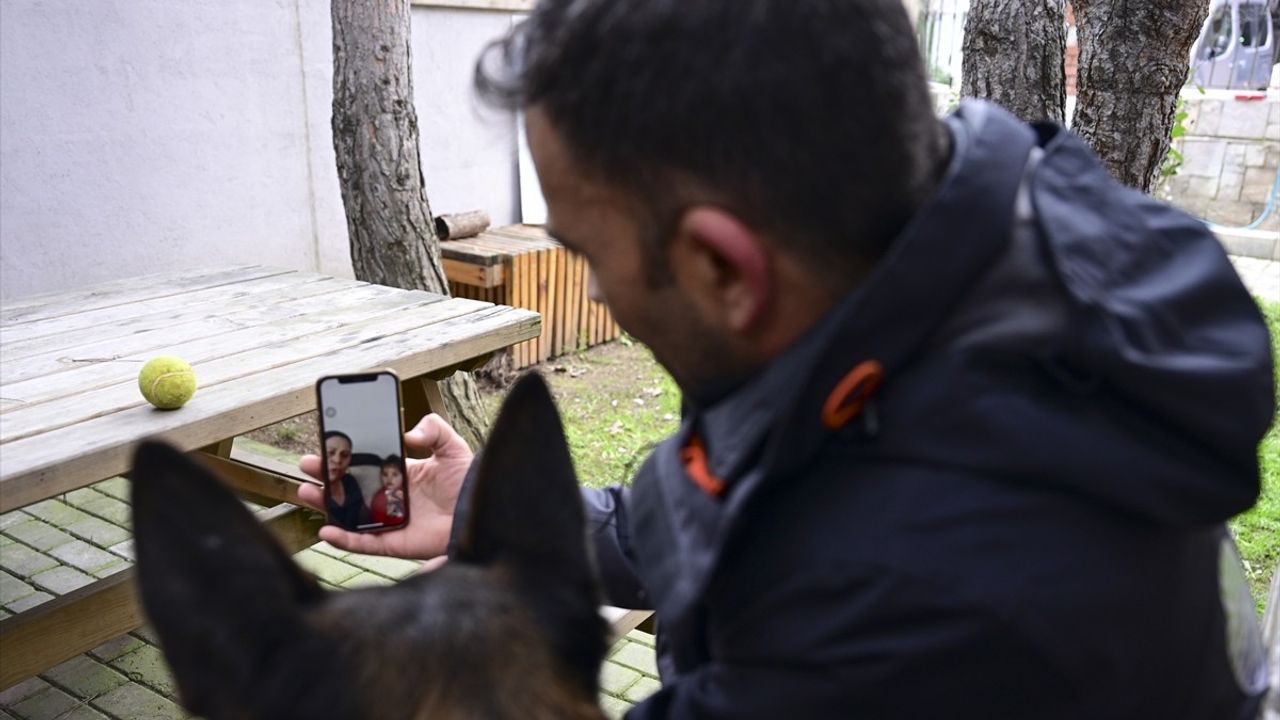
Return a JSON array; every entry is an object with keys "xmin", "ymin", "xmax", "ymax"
[{"xmin": 315, "ymin": 370, "xmax": 410, "ymax": 533}]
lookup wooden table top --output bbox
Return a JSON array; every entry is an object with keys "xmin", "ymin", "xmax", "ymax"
[{"xmin": 0, "ymin": 266, "xmax": 540, "ymax": 513}]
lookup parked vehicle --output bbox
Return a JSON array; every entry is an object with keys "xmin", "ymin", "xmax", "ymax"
[{"xmin": 1191, "ymin": 0, "xmax": 1276, "ymax": 90}]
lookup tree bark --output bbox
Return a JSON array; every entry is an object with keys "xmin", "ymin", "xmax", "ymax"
[
  {"xmin": 961, "ymin": 0, "xmax": 1067, "ymax": 123},
  {"xmin": 1071, "ymin": 0, "xmax": 1208, "ymax": 192},
  {"xmin": 331, "ymin": 0, "xmax": 490, "ymax": 450}
]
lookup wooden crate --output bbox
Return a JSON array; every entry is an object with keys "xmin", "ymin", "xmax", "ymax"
[{"xmin": 441, "ymin": 225, "xmax": 620, "ymax": 369}]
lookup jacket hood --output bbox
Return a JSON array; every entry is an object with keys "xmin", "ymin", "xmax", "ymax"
[{"xmin": 762, "ymin": 101, "xmax": 1274, "ymax": 527}]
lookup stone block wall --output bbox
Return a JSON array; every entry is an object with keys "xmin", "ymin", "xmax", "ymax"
[{"xmin": 1160, "ymin": 93, "xmax": 1280, "ymax": 234}]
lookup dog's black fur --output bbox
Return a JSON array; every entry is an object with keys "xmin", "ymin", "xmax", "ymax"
[{"xmin": 132, "ymin": 374, "xmax": 609, "ymax": 720}]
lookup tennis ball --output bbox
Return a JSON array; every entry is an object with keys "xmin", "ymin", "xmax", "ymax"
[{"xmin": 138, "ymin": 356, "xmax": 197, "ymax": 409}]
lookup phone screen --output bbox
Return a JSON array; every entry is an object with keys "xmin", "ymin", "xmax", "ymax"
[{"xmin": 316, "ymin": 372, "xmax": 409, "ymax": 533}]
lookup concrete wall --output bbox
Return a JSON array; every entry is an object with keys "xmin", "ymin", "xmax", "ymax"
[
  {"xmin": 1160, "ymin": 90, "xmax": 1280, "ymax": 243},
  {"xmin": 0, "ymin": 0, "xmax": 520, "ymax": 302}
]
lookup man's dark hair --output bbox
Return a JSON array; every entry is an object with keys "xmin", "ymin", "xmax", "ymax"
[
  {"xmin": 476, "ymin": 0, "xmax": 946, "ymax": 288},
  {"xmin": 323, "ymin": 431, "xmax": 353, "ymax": 447}
]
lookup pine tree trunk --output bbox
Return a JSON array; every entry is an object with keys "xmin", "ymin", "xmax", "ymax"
[
  {"xmin": 961, "ymin": 0, "xmax": 1067, "ymax": 123},
  {"xmin": 1071, "ymin": 0, "xmax": 1208, "ymax": 192},
  {"xmin": 331, "ymin": 0, "xmax": 489, "ymax": 450}
]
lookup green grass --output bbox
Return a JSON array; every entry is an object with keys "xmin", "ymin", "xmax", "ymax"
[
  {"xmin": 483, "ymin": 344, "xmax": 682, "ymax": 490},
  {"xmin": 1230, "ymin": 298, "xmax": 1280, "ymax": 612}
]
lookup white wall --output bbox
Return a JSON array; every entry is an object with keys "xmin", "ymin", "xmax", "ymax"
[{"xmin": 0, "ymin": 1, "xmax": 520, "ymax": 301}]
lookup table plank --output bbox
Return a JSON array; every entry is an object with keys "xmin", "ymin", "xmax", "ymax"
[
  {"xmin": 0, "ymin": 289, "xmax": 464, "ymax": 439},
  {"xmin": 0, "ymin": 279, "xmax": 405, "ymax": 390},
  {"xmin": 0, "ymin": 273, "xmax": 345, "ymax": 364},
  {"xmin": 0, "ymin": 284, "xmax": 430, "ymax": 412},
  {"xmin": 0, "ymin": 304, "xmax": 539, "ymax": 511},
  {"xmin": 0, "ymin": 266, "xmax": 286, "ymax": 327},
  {"xmin": 0, "ymin": 269, "xmax": 317, "ymax": 347}
]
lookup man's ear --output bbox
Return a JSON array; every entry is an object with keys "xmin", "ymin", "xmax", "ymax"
[
  {"xmin": 130, "ymin": 441, "xmax": 324, "ymax": 719},
  {"xmin": 670, "ymin": 206, "xmax": 773, "ymax": 333},
  {"xmin": 454, "ymin": 372, "xmax": 607, "ymax": 695}
]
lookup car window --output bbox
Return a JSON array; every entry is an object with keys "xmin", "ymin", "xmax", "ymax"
[
  {"xmin": 1202, "ymin": 5, "xmax": 1234, "ymax": 59},
  {"xmin": 1238, "ymin": 4, "xmax": 1271, "ymax": 47}
]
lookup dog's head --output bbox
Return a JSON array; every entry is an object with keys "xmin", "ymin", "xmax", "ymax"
[{"xmin": 132, "ymin": 373, "xmax": 608, "ymax": 720}]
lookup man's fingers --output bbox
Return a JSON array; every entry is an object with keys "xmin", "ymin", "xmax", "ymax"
[
  {"xmin": 296, "ymin": 481, "xmax": 325, "ymax": 512},
  {"xmin": 299, "ymin": 454, "xmax": 322, "ymax": 480},
  {"xmin": 317, "ymin": 525, "xmax": 390, "ymax": 556},
  {"xmin": 405, "ymin": 414, "xmax": 465, "ymax": 456}
]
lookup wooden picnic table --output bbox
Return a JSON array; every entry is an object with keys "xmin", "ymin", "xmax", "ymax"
[{"xmin": 0, "ymin": 265, "xmax": 541, "ymax": 688}]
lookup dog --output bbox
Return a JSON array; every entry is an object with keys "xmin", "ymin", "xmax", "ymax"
[{"xmin": 131, "ymin": 374, "xmax": 609, "ymax": 720}]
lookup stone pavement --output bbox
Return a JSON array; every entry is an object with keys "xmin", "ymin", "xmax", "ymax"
[
  {"xmin": 0, "ymin": 442, "xmax": 659, "ymax": 719},
  {"xmin": 1229, "ymin": 255, "xmax": 1279, "ymax": 304}
]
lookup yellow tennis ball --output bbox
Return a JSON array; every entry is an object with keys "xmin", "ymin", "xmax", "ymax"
[{"xmin": 138, "ymin": 356, "xmax": 197, "ymax": 410}]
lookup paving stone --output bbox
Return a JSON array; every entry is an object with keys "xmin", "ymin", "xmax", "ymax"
[
  {"xmin": 23, "ymin": 500, "xmax": 91, "ymax": 528},
  {"xmin": 1, "ymin": 540, "xmax": 59, "ymax": 573},
  {"xmin": 46, "ymin": 705, "xmax": 108, "ymax": 720},
  {"xmin": 0, "ymin": 535, "xmax": 13, "ymax": 547},
  {"xmin": 90, "ymin": 683, "xmax": 185, "ymax": 720},
  {"xmin": 599, "ymin": 693, "xmax": 633, "ymax": 720},
  {"xmin": 61, "ymin": 489, "xmax": 103, "ymax": 508},
  {"xmin": 0, "ymin": 544, "xmax": 58, "ymax": 578},
  {"xmin": 4, "ymin": 522, "xmax": 75, "ymax": 552},
  {"xmin": 91, "ymin": 561, "xmax": 130, "ymax": 579},
  {"xmin": 130, "ymin": 626, "xmax": 160, "ymax": 646},
  {"xmin": 610, "ymin": 641, "xmax": 660, "ymax": 677},
  {"xmin": 0, "ymin": 678, "xmax": 49, "ymax": 707},
  {"xmin": 0, "ymin": 607, "xmax": 11, "ymax": 619},
  {"xmin": 0, "ymin": 570, "xmax": 35, "ymax": 605},
  {"xmin": 75, "ymin": 496, "xmax": 131, "ymax": 528},
  {"xmin": 30, "ymin": 566, "xmax": 94, "ymax": 596},
  {"xmin": 623, "ymin": 676, "xmax": 661, "ymax": 703},
  {"xmin": 294, "ymin": 548, "xmax": 361, "ymax": 585},
  {"xmin": 89, "ymin": 636, "xmax": 145, "ymax": 663},
  {"xmin": 0, "ymin": 512, "xmax": 31, "ymax": 532},
  {"xmin": 41, "ymin": 655, "xmax": 128, "ymax": 700},
  {"xmin": 311, "ymin": 541, "xmax": 350, "ymax": 559},
  {"xmin": 63, "ymin": 518, "xmax": 129, "ymax": 548},
  {"xmin": 47, "ymin": 541, "xmax": 121, "ymax": 575},
  {"xmin": 339, "ymin": 572, "xmax": 394, "ymax": 589},
  {"xmin": 339, "ymin": 553, "xmax": 422, "ymax": 580},
  {"xmin": 6, "ymin": 592, "xmax": 53, "ymax": 613},
  {"xmin": 88, "ymin": 478, "xmax": 130, "ymax": 503},
  {"xmin": 625, "ymin": 629, "xmax": 656, "ymax": 648},
  {"xmin": 106, "ymin": 541, "xmax": 135, "ymax": 562},
  {"xmin": 0, "ymin": 711, "xmax": 15, "ymax": 719},
  {"xmin": 600, "ymin": 662, "xmax": 642, "ymax": 695},
  {"xmin": 7, "ymin": 686, "xmax": 79, "ymax": 720},
  {"xmin": 109, "ymin": 645, "xmax": 176, "ymax": 698}
]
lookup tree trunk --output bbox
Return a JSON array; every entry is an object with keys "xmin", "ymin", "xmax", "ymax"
[
  {"xmin": 1071, "ymin": 0, "xmax": 1208, "ymax": 192},
  {"xmin": 961, "ymin": 0, "xmax": 1067, "ymax": 123},
  {"xmin": 331, "ymin": 0, "xmax": 489, "ymax": 450}
]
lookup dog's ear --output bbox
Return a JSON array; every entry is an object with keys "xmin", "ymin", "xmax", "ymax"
[
  {"xmin": 455, "ymin": 372, "xmax": 608, "ymax": 695},
  {"xmin": 131, "ymin": 441, "xmax": 325, "ymax": 719}
]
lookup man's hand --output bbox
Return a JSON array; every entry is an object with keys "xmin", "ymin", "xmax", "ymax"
[{"xmin": 296, "ymin": 414, "xmax": 473, "ymax": 560}]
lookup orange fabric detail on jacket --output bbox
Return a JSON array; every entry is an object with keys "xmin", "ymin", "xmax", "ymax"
[
  {"xmin": 821, "ymin": 360, "xmax": 884, "ymax": 430},
  {"xmin": 681, "ymin": 434, "xmax": 727, "ymax": 498}
]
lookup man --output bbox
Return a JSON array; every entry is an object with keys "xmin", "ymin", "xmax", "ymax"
[{"xmin": 300, "ymin": 1, "xmax": 1275, "ymax": 717}]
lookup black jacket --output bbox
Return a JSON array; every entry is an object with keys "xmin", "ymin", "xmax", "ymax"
[{"xmin": 576, "ymin": 102, "xmax": 1275, "ymax": 718}]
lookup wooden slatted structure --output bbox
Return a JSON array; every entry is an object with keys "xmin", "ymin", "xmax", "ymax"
[
  {"xmin": 441, "ymin": 225, "xmax": 621, "ymax": 369},
  {"xmin": 0, "ymin": 266, "xmax": 542, "ymax": 688}
]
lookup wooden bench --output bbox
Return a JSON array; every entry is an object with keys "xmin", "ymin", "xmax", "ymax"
[{"xmin": 442, "ymin": 225, "xmax": 622, "ymax": 369}]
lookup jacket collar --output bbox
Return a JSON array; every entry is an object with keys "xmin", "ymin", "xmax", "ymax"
[{"xmin": 691, "ymin": 101, "xmax": 1039, "ymax": 487}]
